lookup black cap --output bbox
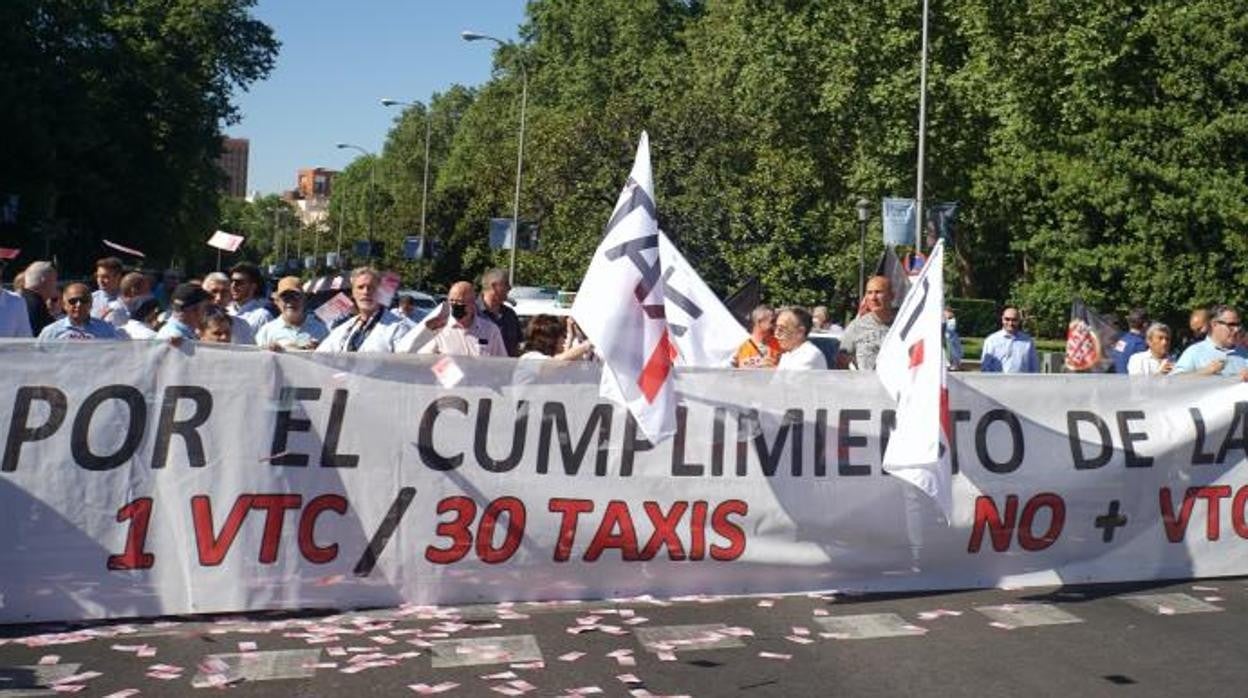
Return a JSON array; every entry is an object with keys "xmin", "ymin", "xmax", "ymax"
[
  {"xmin": 131, "ymin": 296, "xmax": 161, "ymax": 321},
  {"xmin": 171, "ymin": 283, "xmax": 210, "ymax": 309}
]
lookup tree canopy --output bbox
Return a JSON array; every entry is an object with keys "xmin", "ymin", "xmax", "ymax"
[
  {"xmin": 0, "ymin": 0, "xmax": 277, "ymax": 274},
  {"xmin": 6, "ymin": 0, "xmax": 1245, "ymax": 335},
  {"xmin": 327, "ymin": 0, "xmax": 1246, "ymax": 333}
]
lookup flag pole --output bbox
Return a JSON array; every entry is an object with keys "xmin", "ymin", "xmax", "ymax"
[{"xmin": 914, "ymin": 0, "xmax": 931, "ymax": 254}]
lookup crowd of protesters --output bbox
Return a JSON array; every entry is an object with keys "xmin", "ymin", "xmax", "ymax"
[{"xmin": 0, "ymin": 258, "xmax": 1244, "ymax": 381}]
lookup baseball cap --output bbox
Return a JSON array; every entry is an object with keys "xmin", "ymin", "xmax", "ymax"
[
  {"xmin": 171, "ymin": 283, "xmax": 210, "ymax": 309},
  {"xmin": 273, "ymin": 276, "xmax": 305, "ymax": 297}
]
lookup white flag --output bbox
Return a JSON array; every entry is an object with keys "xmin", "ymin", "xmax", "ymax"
[
  {"xmin": 657, "ymin": 231, "xmax": 748, "ymax": 368},
  {"xmin": 876, "ymin": 240, "xmax": 952, "ymax": 520},
  {"xmin": 570, "ymin": 134, "xmax": 671, "ymax": 442}
]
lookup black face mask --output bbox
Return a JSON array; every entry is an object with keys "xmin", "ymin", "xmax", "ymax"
[{"xmin": 450, "ymin": 303, "xmax": 469, "ymax": 320}]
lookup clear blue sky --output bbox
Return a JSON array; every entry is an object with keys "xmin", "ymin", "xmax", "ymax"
[{"xmin": 231, "ymin": 0, "xmax": 529, "ymax": 195}]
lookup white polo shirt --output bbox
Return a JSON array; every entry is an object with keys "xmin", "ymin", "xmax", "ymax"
[{"xmin": 416, "ymin": 315, "xmax": 507, "ymax": 357}]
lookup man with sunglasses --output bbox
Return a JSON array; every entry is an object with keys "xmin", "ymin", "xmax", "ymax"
[
  {"xmin": 38, "ymin": 282, "xmax": 121, "ymax": 340},
  {"xmin": 1173, "ymin": 305, "xmax": 1248, "ymax": 380},
  {"xmin": 980, "ymin": 305, "xmax": 1038, "ymax": 373},
  {"xmin": 227, "ymin": 262, "xmax": 274, "ymax": 334},
  {"xmin": 255, "ymin": 276, "xmax": 327, "ymax": 351}
]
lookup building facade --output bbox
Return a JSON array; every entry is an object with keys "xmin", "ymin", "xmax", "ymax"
[{"xmin": 217, "ymin": 137, "xmax": 249, "ymax": 198}]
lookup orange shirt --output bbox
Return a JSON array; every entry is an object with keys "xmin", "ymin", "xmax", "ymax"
[{"xmin": 733, "ymin": 336, "xmax": 782, "ymax": 368}]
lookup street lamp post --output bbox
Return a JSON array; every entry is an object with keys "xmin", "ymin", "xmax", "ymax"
[
  {"xmin": 462, "ymin": 30, "xmax": 527, "ymax": 287},
  {"xmin": 381, "ymin": 98, "xmax": 432, "ymax": 263},
  {"xmin": 856, "ymin": 198, "xmax": 871, "ymax": 301},
  {"xmin": 336, "ymin": 142, "xmax": 376, "ymax": 259}
]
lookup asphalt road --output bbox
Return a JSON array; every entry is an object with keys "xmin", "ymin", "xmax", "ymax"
[{"xmin": 1, "ymin": 577, "xmax": 1245, "ymax": 697}]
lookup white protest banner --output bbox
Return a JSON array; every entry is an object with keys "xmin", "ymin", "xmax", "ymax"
[
  {"xmin": 207, "ymin": 230, "xmax": 245, "ymax": 252},
  {"xmin": 313, "ymin": 292, "xmax": 354, "ymax": 326},
  {"xmin": 877, "ymin": 240, "xmax": 951, "ymax": 519},
  {"xmin": 573, "ymin": 132, "xmax": 676, "ymax": 442},
  {"xmin": 2, "ymin": 341, "xmax": 1248, "ymax": 625}
]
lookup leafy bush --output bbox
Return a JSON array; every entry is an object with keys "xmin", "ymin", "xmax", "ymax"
[{"xmin": 948, "ymin": 298, "xmax": 998, "ymax": 338}]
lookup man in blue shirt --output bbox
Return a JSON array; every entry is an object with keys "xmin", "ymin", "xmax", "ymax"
[
  {"xmin": 980, "ymin": 305, "xmax": 1039, "ymax": 373},
  {"xmin": 1112, "ymin": 307, "xmax": 1149, "ymax": 374},
  {"xmin": 38, "ymin": 283, "xmax": 121, "ymax": 340},
  {"xmin": 1173, "ymin": 305, "xmax": 1248, "ymax": 380}
]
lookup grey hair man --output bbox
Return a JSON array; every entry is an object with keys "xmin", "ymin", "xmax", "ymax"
[
  {"xmin": 317, "ymin": 266, "xmax": 415, "ymax": 353},
  {"xmin": 477, "ymin": 268, "xmax": 522, "ymax": 357},
  {"xmin": 202, "ymin": 271, "xmax": 256, "ymax": 345},
  {"xmin": 20, "ymin": 260, "xmax": 56, "ymax": 335}
]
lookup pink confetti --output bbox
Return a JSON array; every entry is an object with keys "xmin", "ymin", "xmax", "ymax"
[
  {"xmin": 558, "ymin": 652, "xmax": 585, "ymax": 662},
  {"xmin": 759, "ymin": 651, "xmax": 792, "ymax": 660},
  {"xmin": 757, "ymin": 600, "xmax": 775, "ymax": 608},
  {"xmin": 51, "ymin": 685, "xmax": 85, "ymax": 693},
  {"xmin": 657, "ymin": 651, "xmax": 678, "ymax": 662},
  {"xmin": 38, "ymin": 655, "xmax": 60, "ymax": 665},
  {"xmin": 52, "ymin": 672, "xmax": 101, "ymax": 685},
  {"xmin": 491, "ymin": 688, "xmax": 524, "ymax": 696},
  {"xmin": 509, "ymin": 682, "xmax": 537, "ymax": 693},
  {"xmin": 509, "ymin": 661, "xmax": 545, "ymax": 670},
  {"xmin": 791, "ymin": 626, "xmax": 810, "ymax": 636},
  {"xmin": 616, "ymin": 674, "xmax": 642, "ymax": 685},
  {"xmin": 102, "ymin": 691, "xmax": 141, "ymax": 698},
  {"xmin": 785, "ymin": 635, "xmax": 814, "ymax": 645},
  {"xmin": 1158, "ymin": 606, "xmax": 1176, "ymax": 615},
  {"xmin": 238, "ymin": 641, "xmax": 257, "ymax": 652},
  {"xmin": 482, "ymin": 671, "xmax": 518, "ymax": 680},
  {"xmin": 136, "ymin": 646, "xmax": 156, "ymax": 658},
  {"xmin": 988, "ymin": 622, "xmax": 1015, "ymax": 630},
  {"xmin": 409, "ymin": 682, "xmax": 460, "ymax": 694}
]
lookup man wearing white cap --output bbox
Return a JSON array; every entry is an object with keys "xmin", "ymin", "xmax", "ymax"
[{"xmin": 256, "ymin": 276, "xmax": 328, "ymax": 351}]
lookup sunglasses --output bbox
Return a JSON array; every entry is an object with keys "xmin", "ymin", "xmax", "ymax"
[
  {"xmin": 229, "ymin": 277, "xmax": 250, "ymax": 285},
  {"xmin": 65, "ymin": 297, "xmax": 91, "ymax": 306},
  {"xmin": 1215, "ymin": 320, "xmax": 1242, "ymax": 329},
  {"xmin": 278, "ymin": 291, "xmax": 304, "ymax": 302},
  {"xmin": 1002, "ymin": 316, "xmax": 1021, "ymax": 322}
]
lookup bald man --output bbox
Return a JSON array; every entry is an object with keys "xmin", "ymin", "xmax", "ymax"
[
  {"xmin": 838, "ymin": 275, "xmax": 895, "ymax": 370},
  {"xmin": 415, "ymin": 280, "xmax": 506, "ymax": 356}
]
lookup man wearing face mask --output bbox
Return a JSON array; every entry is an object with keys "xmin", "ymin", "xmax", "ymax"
[{"xmin": 415, "ymin": 280, "xmax": 507, "ymax": 356}]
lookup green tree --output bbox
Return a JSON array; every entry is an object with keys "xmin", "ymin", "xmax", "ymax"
[{"xmin": 0, "ymin": 0, "xmax": 278, "ymax": 276}]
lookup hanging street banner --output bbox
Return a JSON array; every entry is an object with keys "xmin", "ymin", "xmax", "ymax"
[
  {"xmin": 0, "ymin": 342, "xmax": 1246, "ymax": 624},
  {"xmin": 882, "ymin": 198, "xmax": 916, "ymax": 247}
]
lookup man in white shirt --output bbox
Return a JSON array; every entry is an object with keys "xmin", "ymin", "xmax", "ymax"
[
  {"xmin": 256, "ymin": 276, "xmax": 328, "ymax": 350},
  {"xmin": 91, "ymin": 256, "xmax": 127, "ymax": 323},
  {"xmin": 118, "ymin": 297, "xmax": 160, "ymax": 339},
  {"xmin": 203, "ymin": 272, "xmax": 256, "ymax": 345},
  {"xmin": 227, "ymin": 262, "xmax": 274, "ymax": 334},
  {"xmin": 0, "ymin": 285, "xmax": 33, "ymax": 337},
  {"xmin": 775, "ymin": 307, "xmax": 828, "ymax": 370},
  {"xmin": 415, "ymin": 280, "xmax": 507, "ymax": 357},
  {"xmin": 317, "ymin": 266, "xmax": 413, "ymax": 353}
]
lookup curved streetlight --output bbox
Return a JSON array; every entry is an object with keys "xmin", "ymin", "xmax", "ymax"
[
  {"xmin": 336, "ymin": 142, "xmax": 377, "ymax": 260},
  {"xmin": 462, "ymin": 29, "xmax": 527, "ymax": 287},
  {"xmin": 381, "ymin": 98, "xmax": 432, "ymax": 262}
]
